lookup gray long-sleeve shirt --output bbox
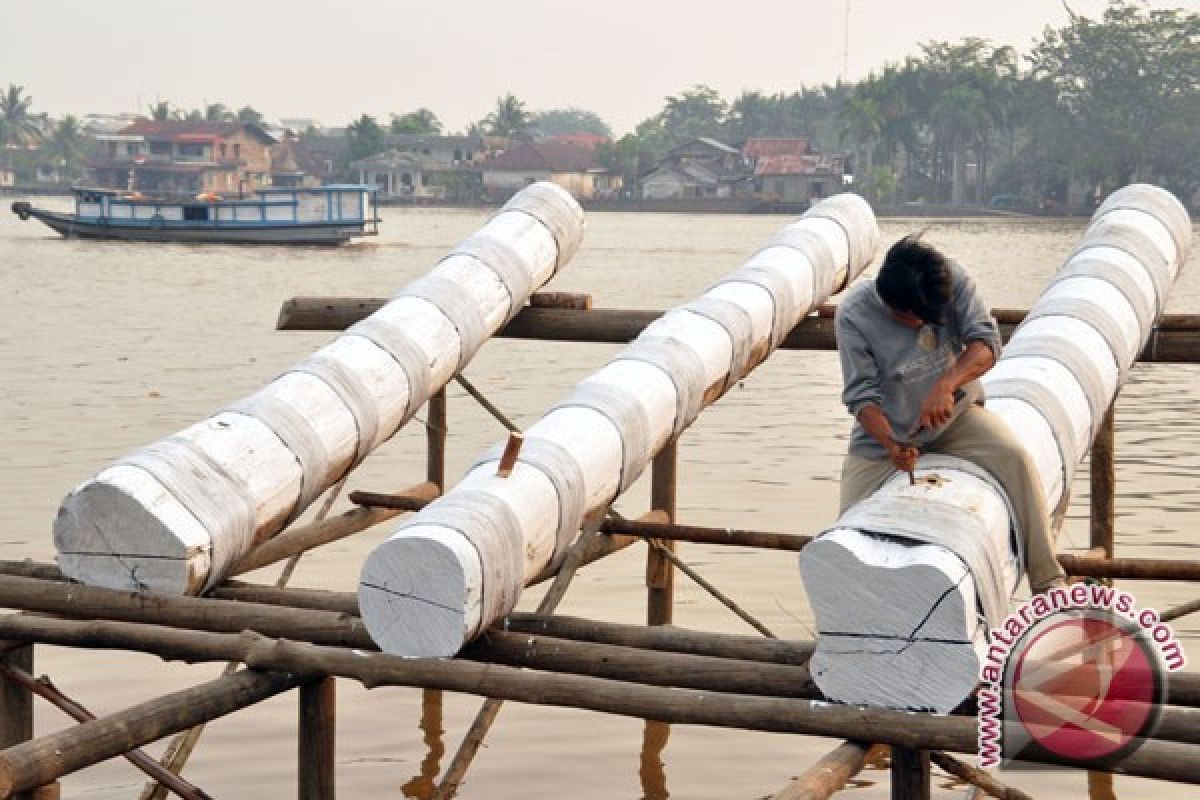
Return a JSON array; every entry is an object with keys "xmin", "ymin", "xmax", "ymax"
[{"xmin": 835, "ymin": 261, "xmax": 1002, "ymax": 459}]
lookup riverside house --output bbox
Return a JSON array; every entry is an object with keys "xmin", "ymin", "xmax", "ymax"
[
  {"xmin": 481, "ymin": 140, "xmax": 620, "ymax": 201},
  {"xmin": 89, "ymin": 120, "xmax": 277, "ymax": 194}
]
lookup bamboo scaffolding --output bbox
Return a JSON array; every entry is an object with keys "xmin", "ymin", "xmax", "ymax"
[
  {"xmin": 0, "ymin": 615, "xmax": 1195, "ymax": 786},
  {"xmin": 0, "ymin": 669, "xmax": 298, "ymax": 797},
  {"xmin": 276, "ymin": 300, "xmax": 1200, "ymax": 364}
]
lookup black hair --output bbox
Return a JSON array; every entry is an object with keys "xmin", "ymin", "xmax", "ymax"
[{"xmin": 875, "ymin": 233, "xmax": 952, "ymax": 325}]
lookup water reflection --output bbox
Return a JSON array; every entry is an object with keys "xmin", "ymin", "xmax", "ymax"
[
  {"xmin": 639, "ymin": 720, "xmax": 670, "ymax": 800},
  {"xmin": 401, "ymin": 690, "xmax": 445, "ymax": 800}
]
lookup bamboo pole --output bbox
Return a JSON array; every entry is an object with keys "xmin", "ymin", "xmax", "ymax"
[
  {"xmin": 647, "ymin": 442, "xmax": 678, "ymax": 627},
  {"xmin": 770, "ymin": 741, "xmax": 882, "ymax": 800},
  {"xmin": 0, "ymin": 669, "xmax": 298, "ymax": 797},
  {"xmin": 276, "ymin": 301, "xmax": 1200, "ymax": 364},
  {"xmin": 298, "ymin": 678, "xmax": 336, "ymax": 800},
  {"xmin": 928, "ymin": 752, "xmax": 1032, "ymax": 800},
  {"xmin": 1, "ymin": 615, "xmax": 1197, "ymax": 785},
  {"xmin": 0, "ymin": 663, "xmax": 211, "ymax": 800}
]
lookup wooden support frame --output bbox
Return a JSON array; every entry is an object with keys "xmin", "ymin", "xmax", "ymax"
[
  {"xmin": 647, "ymin": 441, "xmax": 678, "ymax": 626},
  {"xmin": 298, "ymin": 678, "xmax": 336, "ymax": 800},
  {"xmin": 890, "ymin": 747, "xmax": 930, "ymax": 800}
]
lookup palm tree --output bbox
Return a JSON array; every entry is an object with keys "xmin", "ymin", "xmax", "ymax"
[
  {"xmin": 46, "ymin": 115, "xmax": 87, "ymax": 181},
  {"xmin": 483, "ymin": 94, "xmax": 531, "ymax": 139},
  {"xmin": 838, "ymin": 93, "xmax": 884, "ymax": 192},
  {"xmin": 236, "ymin": 106, "xmax": 264, "ymax": 126},
  {"xmin": 204, "ymin": 103, "xmax": 233, "ymax": 122},
  {"xmin": 0, "ymin": 85, "xmax": 43, "ymax": 168},
  {"xmin": 148, "ymin": 101, "xmax": 174, "ymax": 121}
]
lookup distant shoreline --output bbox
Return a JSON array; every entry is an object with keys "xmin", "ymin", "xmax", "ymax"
[{"xmin": 5, "ymin": 186, "xmax": 1188, "ymax": 220}]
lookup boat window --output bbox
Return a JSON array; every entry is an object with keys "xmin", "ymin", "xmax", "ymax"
[{"xmin": 183, "ymin": 205, "xmax": 209, "ymax": 222}]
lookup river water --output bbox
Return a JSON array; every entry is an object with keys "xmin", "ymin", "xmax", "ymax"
[{"xmin": 2, "ymin": 201, "xmax": 1198, "ymax": 799}]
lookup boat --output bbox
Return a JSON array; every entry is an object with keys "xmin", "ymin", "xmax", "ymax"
[{"xmin": 10, "ymin": 185, "xmax": 380, "ymax": 245}]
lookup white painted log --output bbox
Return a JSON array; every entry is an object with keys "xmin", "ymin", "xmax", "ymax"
[
  {"xmin": 54, "ymin": 182, "xmax": 584, "ymax": 595},
  {"xmin": 360, "ymin": 194, "xmax": 881, "ymax": 657},
  {"xmin": 800, "ymin": 183, "xmax": 1191, "ymax": 712}
]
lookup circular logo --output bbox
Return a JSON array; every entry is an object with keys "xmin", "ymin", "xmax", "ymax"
[{"xmin": 1006, "ymin": 610, "xmax": 1164, "ymax": 766}]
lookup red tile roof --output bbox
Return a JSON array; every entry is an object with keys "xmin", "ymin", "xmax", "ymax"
[
  {"xmin": 118, "ymin": 119, "xmax": 275, "ymax": 144},
  {"xmin": 743, "ymin": 137, "xmax": 810, "ymax": 159},
  {"xmin": 545, "ymin": 132, "xmax": 609, "ymax": 150},
  {"xmin": 484, "ymin": 140, "xmax": 602, "ymax": 173}
]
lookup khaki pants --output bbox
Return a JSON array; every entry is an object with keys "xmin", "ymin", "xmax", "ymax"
[{"xmin": 838, "ymin": 405, "xmax": 1067, "ymax": 591}]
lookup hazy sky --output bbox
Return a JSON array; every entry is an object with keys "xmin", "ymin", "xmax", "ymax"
[{"xmin": 2, "ymin": 0, "xmax": 1196, "ymax": 135}]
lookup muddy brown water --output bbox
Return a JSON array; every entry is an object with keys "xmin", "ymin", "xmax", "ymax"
[{"xmin": 2, "ymin": 202, "xmax": 1198, "ymax": 798}]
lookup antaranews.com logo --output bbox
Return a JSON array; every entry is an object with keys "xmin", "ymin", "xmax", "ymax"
[{"xmin": 978, "ymin": 584, "xmax": 1186, "ymax": 769}]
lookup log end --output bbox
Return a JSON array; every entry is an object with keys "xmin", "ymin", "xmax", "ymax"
[
  {"xmin": 799, "ymin": 530, "xmax": 984, "ymax": 713},
  {"xmin": 358, "ymin": 528, "xmax": 478, "ymax": 657},
  {"xmin": 53, "ymin": 472, "xmax": 208, "ymax": 595}
]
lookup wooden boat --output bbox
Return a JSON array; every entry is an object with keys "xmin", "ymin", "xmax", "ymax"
[{"xmin": 11, "ymin": 185, "xmax": 380, "ymax": 245}]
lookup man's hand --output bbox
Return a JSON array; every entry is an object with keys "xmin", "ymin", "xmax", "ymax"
[
  {"xmin": 917, "ymin": 377, "xmax": 957, "ymax": 432},
  {"xmin": 888, "ymin": 441, "xmax": 919, "ymax": 474}
]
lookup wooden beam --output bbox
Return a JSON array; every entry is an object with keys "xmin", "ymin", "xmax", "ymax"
[
  {"xmin": 1090, "ymin": 403, "xmax": 1117, "ymax": 571},
  {"xmin": 647, "ymin": 442, "xmax": 678, "ymax": 626},
  {"xmin": 928, "ymin": 751, "xmax": 1033, "ymax": 800},
  {"xmin": 890, "ymin": 747, "xmax": 930, "ymax": 800},
  {"xmin": 0, "ymin": 615, "xmax": 1197, "ymax": 785},
  {"xmin": 770, "ymin": 741, "xmax": 882, "ymax": 800},
  {"xmin": 276, "ymin": 301, "xmax": 1200, "ymax": 364},
  {"xmin": 0, "ymin": 670, "xmax": 297, "ymax": 796},
  {"xmin": 0, "ymin": 647, "xmax": 35, "ymax": 800},
  {"xmin": 298, "ymin": 678, "xmax": 336, "ymax": 800}
]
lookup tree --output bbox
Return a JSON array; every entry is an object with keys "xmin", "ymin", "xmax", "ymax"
[
  {"xmin": 45, "ymin": 115, "xmax": 87, "ymax": 180},
  {"xmin": 0, "ymin": 85, "xmax": 42, "ymax": 151},
  {"xmin": 204, "ymin": 103, "xmax": 233, "ymax": 122},
  {"xmin": 529, "ymin": 108, "xmax": 611, "ymax": 138},
  {"xmin": 148, "ymin": 101, "xmax": 174, "ymax": 121},
  {"xmin": 390, "ymin": 108, "xmax": 442, "ymax": 135},
  {"xmin": 1028, "ymin": 0, "xmax": 1200, "ymax": 195},
  {"xmin": 236, "ymin": 106, "xmax": 264, "ymax": 126},
  {"xmin": 660, "ymin": 84, "xmax": 727, "ymax": 142},
  {"xmin": 483, "ymin": 94, "xmax": 532, "ymax": 138},
  {"xmin": 347, "ymin": 113, "xmax": 386, "ymax": 160}
]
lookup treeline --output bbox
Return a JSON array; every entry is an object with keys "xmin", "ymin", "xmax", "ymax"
[{"xmin": 4, "ymin": 2, "xmax": 1196, "ymax": 205}]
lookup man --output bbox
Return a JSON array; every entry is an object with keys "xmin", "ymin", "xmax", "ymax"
[{"xmin": 834, "ymin": 234, "xmax": 1067, "ymax": 592}]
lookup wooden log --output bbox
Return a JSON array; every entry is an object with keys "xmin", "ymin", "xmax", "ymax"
[
  {"xmin": 528, "ymin": 291, "xmax": 592, "ymax": 310},
  {"xmin": 461, "ymin": 629, "xmax": 817, "ymax": 698},
  {"xmin": 54, "ymin": 182, "xmax": 584, "ymax": 596},
  {"xmin": 0, "ymin": 615, "xmax": 1197, "ymax": 785},
  {"xmin": 604, "ymin": 517, "xmax": 812, "ymax": 551},
  {"xmin": 770, "ymin": 741, "xmax": 881, "ymax": 800},
  {"xmin": 232, "ymin": 482, "xmax": 439, "ymax": 575},
  {"xmin": 801, "ymin": 183, "xmax": 1192, "ymax": 712},
  {"xmin": 647, "ymin": 442, "xmax": 677, "ymax": 626},
  {"xmin": 0, "ymin": 574, "xmax": 374, "ymax": 649},
  {"xmin": 0, "ymin": 669, "xmax": 297, "ymax": 796},
  {"xmin": 503, "ymin": 613, "xmax": 813, "ymax": 665},
  {"xmin": 890, "ymin": 747, "xmax": 930, "ymax": 800},
  {"xmin": 278, "ymin": 299, "xmax": 1200, "ymax": 364},
  {"xmin": 360, "ymin": 193, "xmax": 881, "ymax": 657},
  {"xmin": 0, "ymin": 664, "xmax": 211, "ymax": 800},
  {"xmin": 0, "ymin": 647, "xmax": 35, "ymax": 800},
  {"xmin": 298, "ymin": 677, "xmax": 336, "ymax": 800},
  {"xmin": 495, "ymin": 432, "xmax": 524, "ymax": 478},
  {"xmin": 928, "ymin": 751, "xmax": 1032, "ymax": 800},
  {"xmin": 427, "ymin": 389, "xmax": 447, "ymax": 491},
  {"xmin": 1090, "ymin": 404, "xmax": 1117, "ymax": 578}
]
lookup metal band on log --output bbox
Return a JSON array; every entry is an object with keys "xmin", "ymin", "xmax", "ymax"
[
  {"xmin": 53, "ymin": 182, "xmax": 584, "ymax": 595},
  {"xmin": 359, "ymin": 194, "xmax": 880, "ymax": 657},
  {"xmin": 800, "ymin": 184, "xmax": 1192, "ymax": 712}
]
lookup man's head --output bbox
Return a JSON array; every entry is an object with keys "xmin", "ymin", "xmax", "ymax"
[{"xmin": 875, "ymin": 234, "xmax": 952, "ymax": 326}]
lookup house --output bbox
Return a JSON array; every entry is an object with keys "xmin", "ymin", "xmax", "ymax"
[
  {"xmin": 639, "ymin": 138, "xmax": 750, "ymax": 199},
  {"xmin": 742, "ymin": 137, "xmax": 811, "ymax": 161},
  {"xmin": 88, "ymin": 120, "xmax": 277, "ymax": 194},
  {"xmin": 752, "ymin": 154, "xmax": 846, "ymax": 204},
  {"xmin": 270, "ymin": 133, "xmax": 330, "ymax": 187},
  {"xmin": 481, "ymin": 140, "xmax": 620, "ymax": 200},
  {"xmin": 350, "ymin": 149, "xmax": 451, "ymax": 199},
  {"xmin": 383, "ymin": 134, "xmax": 490, "ymax": 166}
]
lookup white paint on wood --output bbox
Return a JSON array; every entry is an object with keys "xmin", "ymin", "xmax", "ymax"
[
  {"xmin": 799, "ymin": 184, "xmax": 1191, "ymax": 712},
  {"xmin": 361, "ymin": 194, "xmax": 880, "ymax": 657},
  {"xmin": 54, "ymin": 182, "xmax": 584, "ymax": 595}
]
